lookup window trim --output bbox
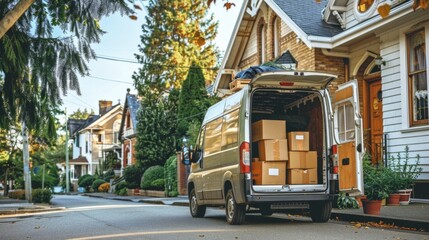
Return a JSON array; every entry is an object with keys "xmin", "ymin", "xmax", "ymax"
[
  {"xmin": 353, "ymin": 0, "xmax": 378, "ymax": 22},
  {"xmin": 407, "ymin": 28, "xmax": 428, "ymax": 126},
  {"xmin": 400, "ymin": 24, "xmax": 429, "ymax": 129}
]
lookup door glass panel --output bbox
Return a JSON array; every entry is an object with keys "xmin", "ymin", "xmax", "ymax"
[{"xmin": 337, "ymin": 102, "xmax": 355, "ymax": 143}]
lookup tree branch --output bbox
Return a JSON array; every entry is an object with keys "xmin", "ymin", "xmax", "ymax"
[{"xmin": 0, "ymin": 0, "xmax": 36, "ymax": 39}]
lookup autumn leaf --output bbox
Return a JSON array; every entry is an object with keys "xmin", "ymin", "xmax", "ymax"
[
  {"xmin": 129, "ymin": 15, "xmax": 138, "ymax": 20},
  {"xmin": 134, "ymin": 4, "xmax": 142, "ymax": 10},
  {"xmin": 207, "ymin": 0, "xmax": 216, "ymax": 7},
  {"xmin": 315, "ymin": 0, "xmax": 322, "ymax": 2},
  {"xmin": 224, "ymin": 2, "xmax": 236, "ymax": 10},
  {"xmin": 197, "ymin": 37, "xmax": 206, "ymax": 46}
]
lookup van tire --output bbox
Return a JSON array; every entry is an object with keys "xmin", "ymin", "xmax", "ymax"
[
  {"xmin": 310, "ymin": 201, "xmax": 332, "ymax": 222},
  {"xmin": 189, "ymin": 188, "xmax": 206, "ymax": 218},
  {"xmin": 225, "ymin": 189, "xmax": 246, "ymax": 225}
]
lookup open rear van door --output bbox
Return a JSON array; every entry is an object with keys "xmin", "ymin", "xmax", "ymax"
[{"xmin": 333, "ymin": 80, "xmax": 364, "ymax": 195}]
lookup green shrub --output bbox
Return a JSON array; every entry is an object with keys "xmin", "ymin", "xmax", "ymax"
[
  {"xmin": 114, "ymin": 181, "xmax": 128, "ymax": 195},
  {"xmin": 102, "ymin": 169, "xmax": 115, "ymax": 182},
  {"xmin": 78, "ymin": 175, "xmax": 95, "ymax": 192},
  {"xmin": 98, "ymin": 182, "xmax": 110, "ymax": 192},
  {"xmin": 118, "ymin": 188, "xmax": 128, "ymax": 196},
  {"xmin": 92, "ymin": 179, "xmax": 106, "ymax": 192},
  {"xmin": 123, "ymin": 165, "xmax": 143, "ymax": 189},
  {"xmin": 141, "ymin": 165, "xmax": 164, "ymax": 190},
  {"xmin": 151, "ymin": 179, "xmax": 165, "ymax": 190},
  {"xmin": 164, "ymin": 155, "xmax": 178, "ymax": 197},
  {"xmin": 8, "ymin": 190, "xmax": 25, "ymax": 200},
  {"xmin": 32, "ymin": 189, "xmax": 52, "ymax": 203}
]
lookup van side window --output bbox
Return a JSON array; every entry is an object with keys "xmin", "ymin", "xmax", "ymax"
[
  {"xmin": 337, "ymin": 102, "xmax": 355, "ymax": 142},
  {"xmin": 222, "ymin": 109, "xmax": 239, "ymax": 149},
  {"xmin": 204, "ymin": 118, "xmax": 223, "ymax": 156}
]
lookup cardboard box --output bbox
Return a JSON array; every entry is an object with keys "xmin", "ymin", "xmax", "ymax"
[
  {"xmin": 258, "ymin": 139, "xmax": 288, "ymax": 161},
  {"xmin": 287, "ymin": 169, "xmax": 317, "ymax": 184},
  {"xmin": 287, "ymin": 151, "xmax": 317, "ymax": 169},
  {"xmin": 252, "ymin": 120, "xmax": 286, "ymax": 142},
  {"xmin": 252, "ymin": 161, "xmax": 286, "ymax": 185},
  {"xmin": 287, "ymin": 132, "xmax": 309, "ymax": 151}
]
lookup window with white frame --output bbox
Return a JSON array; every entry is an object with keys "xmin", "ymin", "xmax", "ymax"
[
  {"xmin": 407, "ymin": 28, "xmax": 428, "ymax": 126},
  {"xmin": 272, "ymin": 17, "xmax": 280, "ymax": 59},
  {"xmin": 113, "ymin": 120, "xmax": 121, "ymax": 144},
  {"xmin": 337, "ymin": 102, "xmax": 356, "ymax": 143},
  {"xmin": 353, "ymin": 0, "xmax": 378, "ymax": 22}
]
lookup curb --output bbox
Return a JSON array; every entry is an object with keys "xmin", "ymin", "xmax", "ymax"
[
  {"xmin": 331, "ymin": 212, "xmax": 429, "ymax": 232},
  {"xmin": 0, "ymin": 207, "xmax": 66, "ymax": 216}
]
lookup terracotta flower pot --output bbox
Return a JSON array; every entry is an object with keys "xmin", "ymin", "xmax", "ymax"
[
  {"xmin": 362, "ymin": 199, "xmax": 382, "ymax": 215},
  {"xmin": 397, "ymin": 189, "xmax": 412, "ymax": 205},
  {"xmin": 387, "ymin": 193, "xmax": 400, "ymax": 206},
  {"xmin": 355, "ymin": 195, "xmax": 367, "ymax": 208}
]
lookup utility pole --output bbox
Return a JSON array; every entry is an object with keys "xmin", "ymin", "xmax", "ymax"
[
  {"xmin": 22, "ymin": 120, "xmax": 32, "ymax": 202},
  {"xmin": 65, "ymin": 108, "xmax": 70, "ymax": 193}
]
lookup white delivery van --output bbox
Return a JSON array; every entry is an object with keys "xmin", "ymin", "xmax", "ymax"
[{"xmin": 186, "ymin": 71, "xmax": 364, "ymax": 225}]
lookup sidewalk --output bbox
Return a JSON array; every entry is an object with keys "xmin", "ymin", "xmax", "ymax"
[{"xmin": 1, "ymin": 193, "xmax": 428, "ymax": 231}]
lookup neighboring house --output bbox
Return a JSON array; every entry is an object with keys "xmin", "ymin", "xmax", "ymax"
[
  {"xmin": 67, "ymin": 100, "xmax": 123, "ymax": 187},
  {"xmin": 118, "ymin": 89, "xmax": 141, "ymax": 171},
  {"xmin": 214, "ymin": 0, "xmax": 428, "ymax": 198}
]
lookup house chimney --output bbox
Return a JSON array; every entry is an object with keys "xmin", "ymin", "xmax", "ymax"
[{"xmin": 99, "ymin": 100, "xmax": 112, "ymax": 115}]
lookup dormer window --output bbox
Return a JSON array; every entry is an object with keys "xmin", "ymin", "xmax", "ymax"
[{"xmin": 353, "ymin": 0, "xmax": 378, "ymax": 22}]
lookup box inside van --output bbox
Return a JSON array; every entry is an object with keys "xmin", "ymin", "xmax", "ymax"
[{"xmin": 251, "ymin": 89, "xmax": 327, "ymax": 191}]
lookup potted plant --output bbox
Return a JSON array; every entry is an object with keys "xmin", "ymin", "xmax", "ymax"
[
  {"xmin": 388, "ymin": 146, "xmax": 423, "ymax": 205},
  {"xmin": 362, "ymin": 158, "xmax": 389, "ymax": 215}
]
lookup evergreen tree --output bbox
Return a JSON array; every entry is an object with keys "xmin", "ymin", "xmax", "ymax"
[
  {"xmin": 133, "ymin": 0, "xmax": 218, "ymax": 90},
  {"xmin": 135, "ymin": 85, "xmax": 179, "ymax": 169},
  {"xmin": 177, "ymin": 63, "xmax": 212, "ymax": 137},
  {"xmin": 69, "ymin": 108, "xmax": 95, "ymax": 120}
]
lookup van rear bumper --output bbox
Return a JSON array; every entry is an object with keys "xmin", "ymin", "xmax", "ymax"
[{"xmin": 246, "ymin": 193, "xmax": 335, "ymax": 203}]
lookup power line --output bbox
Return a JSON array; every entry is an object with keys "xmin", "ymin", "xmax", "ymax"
[
  {"xmin": 87, "ymin": 75, "xmax": 133, "ymax": 85},
  {"xmin": 96, "ymin": 54, "xmax": 219, "ymax": 71},
  {"xmin": 68, "ymin": 93, "xmax": 97, "ymax": 110}
]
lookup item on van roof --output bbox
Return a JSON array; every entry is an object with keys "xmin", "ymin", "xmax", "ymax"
[
  {"xmin": 252, "ymin": 161, "xmax": 286, "ymax": 185},
  {"xmin": 287, "ymin": 169, "xmax": 317, "ymax": 184},
  {"xmin": 252, "ymin": 120, "xmax": 286, "ymax": 142},
  {"xmin": 235, "ymin": 65, "xmax": 284, "ymax": 79},
  {"xmin": 258, "ymin": 139, "xmax": 288, "ymax": 161},
  {"xmin": 288, "ymin": 131, "xmax": 310, "ymax": 151},
  {"xmin": 287, "ymin": 151, "xmax": 317, "ymax": 169},
  {"xmin": 230, "ymin": 78, "xmax": 251, "ymax": 92}
]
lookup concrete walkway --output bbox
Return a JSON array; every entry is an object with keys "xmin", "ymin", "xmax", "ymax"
[{"xmin": 1, "ymin": 193, "xmax": 428, "ymax": 231}]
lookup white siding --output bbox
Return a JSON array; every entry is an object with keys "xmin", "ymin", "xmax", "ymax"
[{"xmin": 380, "ymin": 25, "xmax": 429, "ymax": 181}]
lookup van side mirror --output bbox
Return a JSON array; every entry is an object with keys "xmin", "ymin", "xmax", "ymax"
[{"xmin": 191, "ymin": 149, "xmax": 202, "ymax": 163}]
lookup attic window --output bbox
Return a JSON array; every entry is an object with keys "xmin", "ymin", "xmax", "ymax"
[
  {"xmin": 353, "ymin": 0, "xmax": 378, "ymax": 22},
  {"xmin": 358, "ymin": 0, "xmax": 374, "ymax": 13}
]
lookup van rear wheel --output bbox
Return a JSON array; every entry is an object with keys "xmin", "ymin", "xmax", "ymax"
[
  {"xmin": 189, "ymin": 188, "xmax": 206, "ymax": 218},
  {"xmin": 310, "ymin": 201, "xmax": 332, "ymax": 222},
  {"xmin": 225, "ymin": 189, "xmax": 246, "ymax": 225}
]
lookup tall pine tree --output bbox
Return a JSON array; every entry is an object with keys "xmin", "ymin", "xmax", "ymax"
[
  {"xmin": 133, "ymin": 0, "xmax": 218, "ymax": 90},
  {"xmin": 177, "ymin": 62, "xmax": 213, "ymax": 138}
]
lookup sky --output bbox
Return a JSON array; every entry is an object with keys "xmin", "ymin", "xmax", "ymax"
[{"xmin": 61, "ymin": 1, "xmax": 243, "ymax": 116}]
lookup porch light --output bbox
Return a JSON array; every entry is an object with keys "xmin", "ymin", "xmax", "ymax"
[{"xmin": 375, "ymin": 55, "xmax": 386, "ymax": 66}]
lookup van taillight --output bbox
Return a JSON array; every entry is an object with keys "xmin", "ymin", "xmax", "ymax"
[
  {"xmin": 240, "ymin": 142, "xmax": 250, "ymax": 173},
  {"xmin": 331, "ymin": 145, "xmax": 339, "ymax": 174}
]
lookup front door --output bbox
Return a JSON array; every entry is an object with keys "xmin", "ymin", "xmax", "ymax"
[{"xmin": 368, "ymin": 79, "xmax": 383, "ymax": 165}]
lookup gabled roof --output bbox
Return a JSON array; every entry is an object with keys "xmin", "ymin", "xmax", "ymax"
[
  {"xmin": 118, "ymin": 92, "xmax": 141, "ymax": 140},
  {"xmin": 271, "ymin": 0, "xmax": 342, "ymax": 37},
  {"xmin": 68, "ymin": 115, "xmax": 100, "ymax": 138},
  {"xmin": 81, "ymin": 104, "xmax": 122, "ymax": 133}
]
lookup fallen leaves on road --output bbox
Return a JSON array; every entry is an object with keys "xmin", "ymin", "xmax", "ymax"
[{"xmin": 350, "ymin": 221, "xmax": 418, "ymax": 231}]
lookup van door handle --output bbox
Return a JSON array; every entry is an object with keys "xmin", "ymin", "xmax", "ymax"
[{"xmin": 342, "ymin": 158, "xmax": 350, "ymax": 165}]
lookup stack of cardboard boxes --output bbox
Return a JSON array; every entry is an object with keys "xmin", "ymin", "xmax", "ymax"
[
  {"xmin": 252, "ymin": 120, "xmax": 288, "ymax": 185},
  {"xmin": 251, "ymin": 120, "xmax": 318, "ymax": 185},
  {"xmin": 286, "ymin": 132, "xmax": 318, "ymax": 184}
]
